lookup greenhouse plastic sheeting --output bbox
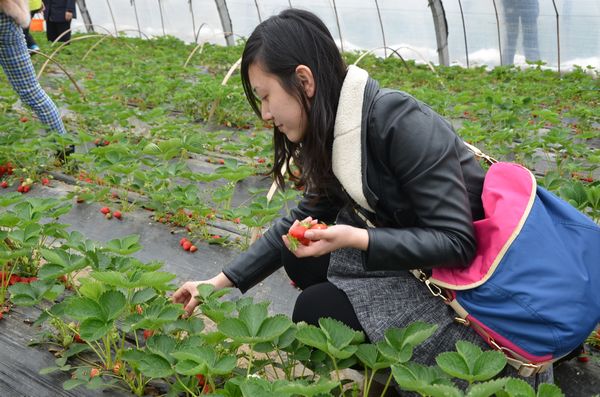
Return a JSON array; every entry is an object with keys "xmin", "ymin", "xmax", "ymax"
[{"xmin": 71, "ymin": 0, "xmax": 599, "ymax": 70}]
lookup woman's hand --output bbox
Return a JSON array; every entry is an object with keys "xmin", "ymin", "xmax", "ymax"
[
  {"xmin": 282, "ymin": 220, "xmax": 369, "ymax": 257},
  {"xmin": 171, "ymin": 272, "xmax": 233, "ymax": 317},
  {"xmin": 65, "ymin": 11, "xmax": 73, "ymax": 21}
]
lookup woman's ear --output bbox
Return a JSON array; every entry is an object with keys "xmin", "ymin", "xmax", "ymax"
[{"xmin": 295, "ymin": 65, "xmax": 315, "ymax": 98}]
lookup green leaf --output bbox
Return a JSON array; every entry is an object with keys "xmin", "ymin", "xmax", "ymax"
[
  {"xmin": 219, "ymin": 318, "xmax": 250, "ymax": 339},
  {"xmin": 256, "ymin": 315, "xmax": 292, "ymax": 340},
  {"xmin": 136, "ymin": 352, "xmax": 174, "ymax": 378},
  {"xmin": 79, "ymin": 318, "xmax": 113, "ymax": 341},
  {"xmin": 131, "ymin": 288, "xmax": 156, "ymax": 304},
  {"xmin": 146, "ymin": 334, "xmax": 178, "ymax": 364},
  {"xmin": 471, "ymin": 350, "xmax": 506, "ymax": 381},
  {"xmin": 135, "ymin": 271, "xmax": 176, "ymax": 289},
  {"xmin": 212, "ymin": 355, "xmax": 238, "ymax": 375},
  {"xmin": 436, "ymin": 351, "xmax": 471, "ymax": 380},
  {"xmin": 64, "ymin": 297, "xmax": 105, "ymax": 321},
  {"xmin": 466, "ymin": 377, "xmax": 510, "ymax": 397},
  {"xmin": 295, "ymin": 323, "xmax": 328, "ymax": 351},
  {"xmin": 319, "ymin": 317, "xmax": 359, "ymax": 350},
  {"xmin": 9, "ymin": 280, "xmax": 63, "ymax": 306},
  {"xmin": 105, "ymin": 234, "xmax": 143, "ymax": 255},
  {"xmin": 99, "ymin": 290, "xmax": 126, "ymax": 321},
  {"xmin": 503, "ymin": 378, "xmax": 535, "ymax": 396},
  {"xmin": 91, "ymin": 271, "xmax": 129, "ymax": 288},
  {"xmin": 536, "ymin": 383, "xmax": 564, "ymax": 397},
  {"xmin": 63, "ymin": 379, "xmax": 87, "ymax": 390},
  {"xmin": 391, "ymin": 362, "xmax": 455, "ymax": 395},
  {"xmin": 239, "ymin": 302, "xmax": 269, "ymax": 337}
]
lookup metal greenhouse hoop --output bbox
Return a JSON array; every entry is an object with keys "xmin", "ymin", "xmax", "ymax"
[
  {"xmin": 184, "ymin": 32, "xmax": 245, "ymax": 68},
  {"xmin": 352, "ymin": 47, "xmax": 411, "ymax": 72},
  {"xmin": 30, "ymin": 51, "xmax": 86, "ymax": 100},
  {"xmin": 207, "ymin": 57, "xmax": 243, "ymax": 123},
  {"xmin": 38, "ymin": 34, "xmax": 105, "ymax": 79}
]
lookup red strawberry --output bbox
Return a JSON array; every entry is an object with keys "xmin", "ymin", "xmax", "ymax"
[
  {"xmin": 218, "ymin": 159, "xmax": 225, "ymax": 165},
  {"xmin": 257, "ymin": 158, "xmax": 266, "ymax": 164},
  {"xmin": 183, "ymin": 241, "xmax": 192, "ymax": 251},
  {"xmin": 310, "ymin": 223, "xmax": 328, "ymax": 230},
  {"xmin": 113, "ymin": 211, "xmax": 122, "ymax": 220},
  {"xmin": 143, "ymin": 329, "xmax": 153, "ymax": 340},
  {"xmin": 578, "ymin": 355, "xmax": 590, "ymax": 363},
  {"xmin": 100, "ymin": 207, "xmax": 110, "ymax": 215},
  {"xmin": 17, "ymin": 185, "xmax": 24, "ymax": 193},
  {"xmin": 103, "ymin": 140, "xmax": 110, "ymax": 146},
  {"xmin": 74, "ymin": 333, "xmax": 84, "ymax": 343},
  {"xmin": 1, "ymin": 181, "xmax": 7, "ymax": 188},
  {"xmin": 180, "ymin": 237, "xmax": 188, "ymax": 246},
  {"xmin": 41, "ymin": 177, "xmax": 50, "ymax": 186},
  {"xmin": 196, "ymin": 373, "xmax": 205, "ymax": 386},
  {"xmin": 189, "ymin": 245, "xmax": 198, "ymax": 253},
  {"xmin": 90, "ymin": 368, "xmax": 100, "ymax": 378},
  {"xmin": 287, "ymin": 222, "xmax": 311, "ymax": 251},
  {"xmin": 22, "ymin": 185, "xmax": 30, "ymax": 193},
  {"xmin": 20, "ymin": 116, "xmax": 28, "ymax": 122}
]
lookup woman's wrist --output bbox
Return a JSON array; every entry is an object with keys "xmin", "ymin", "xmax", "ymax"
[
  {"xmin": 211, "ymin": 272, "xmax": 235, "ymax": 289},
  {"xmin": 351, "ymin": 227, "xmax": 369, "ymax": 251}
]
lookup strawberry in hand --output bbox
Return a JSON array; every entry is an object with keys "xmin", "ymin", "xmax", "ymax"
[
  {"xmin": 286, "ymin": 219, "xmax": 328, "ymax": 252},
  {"xmin": 287, "ymin": 221, "xmax": 311, "ymax": 251}
]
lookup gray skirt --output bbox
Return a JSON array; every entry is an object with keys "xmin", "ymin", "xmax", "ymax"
[{"xmin": 327, "ymin": 211, "xmax": 553, "ymax": 388}]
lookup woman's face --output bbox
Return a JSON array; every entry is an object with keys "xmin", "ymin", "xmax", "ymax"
[{"xmin": 248, "ymin": 63, "xmax": 313, "ymax": 143}]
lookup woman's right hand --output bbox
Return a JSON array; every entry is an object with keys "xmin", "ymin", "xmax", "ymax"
[{"xmin": 171, "ymin": 272, "xmax": 233, "ymax": 317}]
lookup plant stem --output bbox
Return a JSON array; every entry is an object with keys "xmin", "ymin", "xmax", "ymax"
[
  {"xmin": 246, "ymin": 344, "xmax": 255, "ymax": 377},
  {"xmin": 379, "ymin": 372, "xmax": 394, "ymax": 397}
]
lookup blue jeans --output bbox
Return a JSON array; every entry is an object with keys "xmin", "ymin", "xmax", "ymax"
[
  {"xmin": 0, "ymin": 12, "xmax": 67, "ymax": 134},
  {"xmin": 501, "ymin": 0, "xmax": 540, "ymax": 64}
]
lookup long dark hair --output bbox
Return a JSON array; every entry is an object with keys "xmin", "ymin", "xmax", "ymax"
[{"xmin": 240, "ymin": 8, "xmax": 347, "ymax": 194}]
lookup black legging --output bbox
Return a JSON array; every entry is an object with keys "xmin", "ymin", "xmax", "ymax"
[{"xmin": 281, "ymin": 248, "xmax": 364, "ymax": 333}]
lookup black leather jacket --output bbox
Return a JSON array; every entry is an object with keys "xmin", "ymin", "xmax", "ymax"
[{"xmin": 223, "ymin": 72, "xmax": 485, "ymax": 293}]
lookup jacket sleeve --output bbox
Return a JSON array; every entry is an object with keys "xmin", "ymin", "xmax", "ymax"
[
  {"xmin": 364, "ymin": 92, "xmax": 478, "ymax": 271},
  {"xmin": 66, "ymin": 0, "xmax": 75, "ymax": 13},
  {"xmin": 223, "ymin": 187, "xmax": 342, "ymax": 293}
]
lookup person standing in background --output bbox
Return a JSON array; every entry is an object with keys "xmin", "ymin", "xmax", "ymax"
[
  {"xmin": 42, "ymin": 0, "xmax": 75, "ymax": 43},
  {"xmin": 22, "ymin": 0, "xmax": 42, "ymax": 51},
  {"xmin": 0, "ymin": 0, "xmax": 70, "ymax": 137},
  {"xmin": 500, "ymin": 0, "xmax": 540, "ymax": 65}
]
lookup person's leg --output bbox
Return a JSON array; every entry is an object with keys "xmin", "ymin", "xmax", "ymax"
[
  {"xmin": 54, "ymin": 21, "xmax": 71, "ymax": 43},
  {"xmin": 501, "ymin": 0, "xmax": 519, "ymax": 65},
  {"xmin": 22, "ymin": 26, "xmax": 35, "ymax": 48},
  {"xmin": 46, "ymin": 21, "xmax": 59, "ymax": 42},
  {"xmin": 25, "ymin": 10, "xmax": 40, "ymax": 50},
  {"xmin": 281, "ymin": 247, "xmax": 330, "ymax": 290},
  {"xmin": 520, "ymin": 0, "xmax": 540, "ymax": 62},
  {"xmin": 292, "ymin": 281, "xmax": 364, "ymax": 333},
  {"xmin": 0, "ymin": 13, "xmax": 67, "ymax": 134}
]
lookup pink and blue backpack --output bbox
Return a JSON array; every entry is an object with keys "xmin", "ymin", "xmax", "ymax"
[{"xmin": 425, "ymin": 161, "xmax": 600, "ymax": 376}]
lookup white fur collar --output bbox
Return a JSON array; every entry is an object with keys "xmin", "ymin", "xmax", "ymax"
[
  {"xmin": 0, "ymin": 0, "xmax": 31, "ymax": 28},
  {"xmin": 332, "ymin": 65, "xmax": 374, "ymax": 212}
]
